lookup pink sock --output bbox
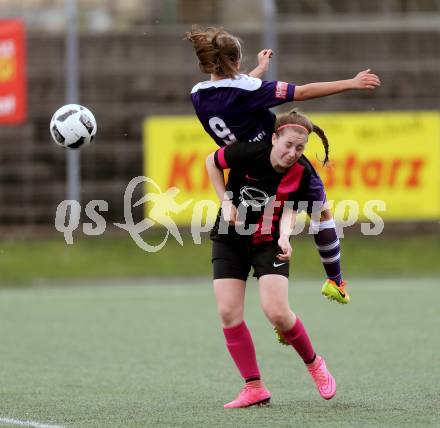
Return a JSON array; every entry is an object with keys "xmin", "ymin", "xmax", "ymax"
[
  {"xmin": 281, "ymin": 317, "xmax": 316, "ymax": 364},
  {"xmin": 223, "ymin": 321, "xmax": 261, "ymax": 380}
]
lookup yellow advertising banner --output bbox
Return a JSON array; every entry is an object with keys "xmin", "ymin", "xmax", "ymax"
[
  {"xmin": 144, "ymin": 116, "xmax": 215, "ymax": 226},
  {"xmin": 306, "ymin": 112, "xmax": 440, "ymax": 220},
  {"xmin": 144, "ymin": 112, "xmax": 440, "ymax": 224}
]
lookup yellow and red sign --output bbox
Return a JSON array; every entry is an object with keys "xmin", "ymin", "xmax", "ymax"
[
  {"xmin": 0, "ymin": 19, "xmax": 26, "ymax": 124},
  {"xmin": 144, "ymin": 116, "xmax": 214, "ymax": 224},
  {"xmin": 144, "ymin": 112, "xmax": 440, "ymax": 224},
  {"xmin": 306, "ymin": 112, "xmax": 440, "ymax": 220}
]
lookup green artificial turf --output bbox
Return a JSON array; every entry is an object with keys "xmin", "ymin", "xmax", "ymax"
[
  {"xmin": 0, "ymin": 233, "xmax": 439, "ymax": 284},
  {"xmin": 0, "ymin": 278, "xmax": 438, "ymax": 427}
]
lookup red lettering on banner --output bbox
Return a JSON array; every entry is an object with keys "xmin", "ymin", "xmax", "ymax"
[
  {"xmin": 166, "ymin": 151, "xmax": 427, "ymax": 196},
  {"xmin": 311, "ymin": 155, "xmax": 426, "ymax": 189},
  {"xmin": 361, "ymin": 159, "xmax": 383, "ymax": 187},
  {"xmin": 324, "ymin": 163, "xmax": 336, "ymax": 188},
  {"xmin": 406, "ymin": 158, "xmax": 425, "ymax": 187},
  {"xmin": 344, "ymin": 154, "xmax": 356, "ymax": 187},
  {"xmin": 168, "ymin": 153, "xmax": 197, "ymax": 191},
  {"xmin": 388, "ymin": 158, "xmax": 403, "ymax": 186}
]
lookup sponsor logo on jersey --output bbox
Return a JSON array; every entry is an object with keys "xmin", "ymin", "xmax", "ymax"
[{"xmin": 239, "ymin": 186, "xmax": 269, "ymax": 208}]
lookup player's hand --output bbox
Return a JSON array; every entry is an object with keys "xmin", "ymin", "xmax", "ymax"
[
  {"xmin": 221, "ymin": 200, "xmax": 242, "ymax": 226},
  {"xmin": 257, "ymin": 49, "xmax": 273, "ymax": 70},
  {"xmin": 352, "ymin": 69, "xmax": 381, "ymax": 89},
  {"xmin": 277, "ymin": 235, "xmax": 292, "ymax": 261}
]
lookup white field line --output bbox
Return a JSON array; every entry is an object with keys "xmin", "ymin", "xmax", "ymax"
[{"xmin": 0, "ymin": 417, "xmax": 64, "ymax": 428}]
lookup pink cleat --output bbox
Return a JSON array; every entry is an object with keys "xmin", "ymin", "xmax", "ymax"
[
  {"xmin": 306, "ymin": 356, "xmax": 336, "ymax": 400},
  {"xmin": 224, "ymin": 380, "xmax": 271, "ymax": 409}
]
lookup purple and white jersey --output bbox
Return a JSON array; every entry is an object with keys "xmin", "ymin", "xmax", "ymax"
[{"xmin": 191, "ymin": 74, "xmax": 295, "ymax": 146}]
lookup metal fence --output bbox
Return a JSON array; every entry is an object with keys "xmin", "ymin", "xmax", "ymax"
[{"xmin": 1, "ymin": 1, "xmax": 440, "ymax": 228}]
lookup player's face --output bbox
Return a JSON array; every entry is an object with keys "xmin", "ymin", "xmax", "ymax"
[{"xmin": 271, "ymin": 128, "xmax": 308, "ymax": 170}]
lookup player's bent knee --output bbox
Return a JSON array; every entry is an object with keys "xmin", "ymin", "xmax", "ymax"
[
  {"xmin": 265, "ymin": 309, "xmax": 292, "ymax": 330},
  {"xmin": 218, "ymin": 307, "xmax": 243, "ymax": 328}
]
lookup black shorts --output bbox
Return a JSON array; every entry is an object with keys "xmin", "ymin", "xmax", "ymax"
[{"xmin": 212, "ymin": 239, "xmax": 290, "ymax": 281}]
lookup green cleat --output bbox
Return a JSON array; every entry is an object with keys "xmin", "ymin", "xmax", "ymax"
[
  {"xmin": 274, "ymin": 327, "xmax": 290, "ymax": 346},
  {"xmin": 321, "ymin": 279, "xmax": 350, "ymax": 304}
]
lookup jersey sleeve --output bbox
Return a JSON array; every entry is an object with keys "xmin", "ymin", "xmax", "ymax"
[
  {"xmin": 214, "ymin": 143, "xmax": 256, "ymax": 171},
  {"xmin": 243, "ymin": 80, "xmax": 295, "ymax": 110}
]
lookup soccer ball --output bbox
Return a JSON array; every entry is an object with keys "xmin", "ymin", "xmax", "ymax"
[{"xmin": 50, "ymin": 104, "xmax": 97, "ymax": 149}]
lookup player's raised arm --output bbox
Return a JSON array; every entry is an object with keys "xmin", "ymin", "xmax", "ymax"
[
  {"xmin": 294, "ymin": 69, "xmax": 381, "ymax": 101},
  {"xmin": 248, "ymin": 49, "xmax": 273, "ymax": 78}
]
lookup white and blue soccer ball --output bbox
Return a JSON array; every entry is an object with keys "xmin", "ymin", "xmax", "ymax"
[{"xmin": 50, "ymin": 104, "xmax": 97, "ymax": 149}]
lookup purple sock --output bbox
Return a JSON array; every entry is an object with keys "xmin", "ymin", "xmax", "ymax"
[{"xmin": 313, "ymin": 219, "xmax": 342, "ymax": 285}]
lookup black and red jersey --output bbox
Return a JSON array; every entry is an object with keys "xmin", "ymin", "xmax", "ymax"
[{"xmin": 211, "ymin": 142, "xmax": 312, "ymax": 245}]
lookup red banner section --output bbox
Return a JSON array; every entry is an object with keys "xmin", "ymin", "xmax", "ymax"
[{"xmin": 0, "ymin": 19, "xmax": 26, "ymax": 124}]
